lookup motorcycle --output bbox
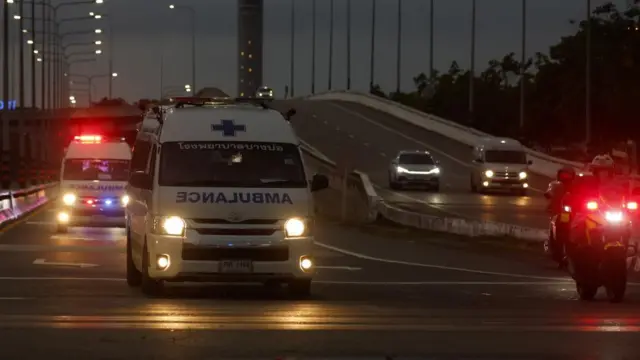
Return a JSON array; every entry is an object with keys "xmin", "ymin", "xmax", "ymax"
[
  {"xmin": 565, "ymin": 196, "xmax": 637, "ymax": 302},
  {"xmin": 546, "ymin": 206, "xmax": 571, "ymax": 267}
]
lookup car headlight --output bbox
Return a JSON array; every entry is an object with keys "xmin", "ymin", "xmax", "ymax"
[
  {"xmin": 62, "ymin": 193, "xmax": 76, "ymax": 205},
  {"xmin": 430, "ymin": 167, "xmax": 440, "ymax": 175},
  {"xmin": 153, "ymin": 216, "xmax": 186, "ymax": 236},
  {"xmin": 121, "ymin": 195, "xmax": 130, "ymax": 206},
  {"xmin": 484, "ymin": 170, "xmax": 494, "ymax": 178},
  {"xmin": 284, "ymin": 217, "xmax": 306, "ymax": 237},
  {"xmin": 519, "ymin": 171, "xmax": 527, "ymax": 179},
  {"xmin": 396, "ymin": 166, "xmax": 408, "ymax": 173}
]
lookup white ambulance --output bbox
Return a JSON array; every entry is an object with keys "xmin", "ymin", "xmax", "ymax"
[
  {"xmin": 125, "ymin": 97, "xmax": 328, "ymax": 297},
  {"xmin": 57, "ymin": 135, "xmax": 132, "ymax": 232}
]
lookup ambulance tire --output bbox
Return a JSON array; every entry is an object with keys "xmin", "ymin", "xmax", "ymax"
[
  {"xmin": 288, "ymin": 279, "xmax": 311, "ymax": 298},
  {"xmin": 56, "ymin": 224, "xmax": 68, "ymax": 233},
  {"xmin": 126, "ymin": 232, "xmax": 142, "ymax": 287},
  {"xmin": 141, "ymin": 241, "xmax": 164, "ymax": 297}
]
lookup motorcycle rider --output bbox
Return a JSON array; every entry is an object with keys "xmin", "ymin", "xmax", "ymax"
[{"xmin": 544, "ymin": 166, "xmax": 577, "ymax": 265}]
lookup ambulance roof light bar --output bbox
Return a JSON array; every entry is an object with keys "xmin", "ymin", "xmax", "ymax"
[
  {"xmin": 171, "ymin": 96, "xmax": 269, "ymax": 109},
  {"xmin": 73, "ymin": 135, "xmax": 126, "ymax": 144}
]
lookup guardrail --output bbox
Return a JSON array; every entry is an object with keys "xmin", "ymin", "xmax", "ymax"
[
  {"xmin": 299, "ymin": 141, "xmax": 380, "ymax": 223},
  {"xmin": 0, "ymin": 182, "xmax": 59, "ymax": 228},
  {"xmin": 303, "ymin": 90, "xmax": 589, "ymax": 179}
]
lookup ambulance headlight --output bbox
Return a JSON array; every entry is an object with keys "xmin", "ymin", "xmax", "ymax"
[
  {"xmin": 519, "ymin": 171, "xmax": 527, "ymax": 179},
  {"xmin": 284, "ymin": 217, "xmax": 306, "ymax": 237},
  {"xmin": 62, "ymin": 193, "xmax": 76, "ymax": 206},
  {"xmin": 121, "ymin": 195, "xmax": 129, "ymax": 206},
  {"xmin": 153, "ymin": 216, "xmax": 186, "ymax": 236},
  {"xmin": 484, "ymin": 170, "xmax": 494, "ymax": 178}
]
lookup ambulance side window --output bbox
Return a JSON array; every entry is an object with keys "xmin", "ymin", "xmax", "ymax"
[
  {"xmin": 147, "ymin": 145, "xmax": 157, "ymax": 182},
  {"xmin": 131, "ymin": 139, "xmax": 151, "ymax": 172}
]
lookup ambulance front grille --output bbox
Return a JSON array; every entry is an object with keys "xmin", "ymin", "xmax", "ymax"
[
  {"xmin": 191, "ymin": 218, "xmax": 279, "ymax": 225},
  {"xmin": 193, "ymin": 228, "xmax": 277, "ymax": 236},
  {"xmin": 182, "ymin": 245, "xmax": 289, "ymax": 261}
]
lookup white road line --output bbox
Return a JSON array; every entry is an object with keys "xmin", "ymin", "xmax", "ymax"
[
  {"xmin": 0, "ymin": 297, "xmax": 29, "ymax": 300},
  {"xmin": 33, "ymin": 259, "xmax": 99, "ymax": 268},
  {"xmin": 374, "ymin": 184, "xmax": 465, "ymax": 217},
  {"xmin": 315, "ymin": 266, "xmax": 362, "ymax": 271},
  {"xmin": 328, "ymin": 102, "xmax": 544, "ymax": 193},
  {"xmin": 0, "ymin": 276, "xmax": 638, "ymax": 286},
  {"xmin": 314, "ymin": 241, "xmax": 571, "ymax": 281}
]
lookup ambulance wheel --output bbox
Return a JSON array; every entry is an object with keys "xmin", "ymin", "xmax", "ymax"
[
  {"xmin": 288, "ymin": 279, "xmax": 311, "ymax": 298},
  {"xmin": 56, "ymin": 224, "xmax": 68, "ymax": 233},
  {"xmin": 141, "ymin": 241, "xmax": 164, "ymax": 297},
  {"xmin": 126, "ymin": 232, "xmax": 141, "ymax": 287}
]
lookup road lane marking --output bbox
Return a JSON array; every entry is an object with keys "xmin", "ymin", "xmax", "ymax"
[
  {"xmin": 33, "ymin": 258, "xmax": 99, "ymax": 268},
  {"xmin": 314, "ymin": 242, "xmax": 572, "ymax": 281},
  {"xmin": 0, "ymin": 244, "xmax": 124, "ymax": 252},
  {"xmin": 0, "ymin": 297, "xmax": 29, "ymax": 300},
  {"xmin": 1, "ymin": 276, "xmax": 640, "ymax": 286},
  {"xmin": 328, "ymin": 102, "xmax": 545, "ymax": 193},
  {"xmin": 315, "ymin": 266, "xmax": 361, "ymax": 271}
]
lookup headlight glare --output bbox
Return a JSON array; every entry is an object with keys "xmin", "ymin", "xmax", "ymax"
[
  {"xmin": 284, "ymin": 218, "xmax": 305, "ymax": 237},
  {"xmin": 519, "ymin": 171, "xmax": 527, "ymax": 179},
  {"xmin": 396, "ymin": 166, "xmax": 408, "ymax": 173},
  {"xmin": 484, "ymin": 170, "xmax": 494, "ymax": 178},
  {"xmin": 62, "ymin": 193, "xmax": 76, "ymax": 205},
  {"xmin": 161, "ymin": 216, "xmax": 185, "ymax": 236},
  {"xmin": 121, "ymin": 195, "xmax": 130, "ymax": 206}
]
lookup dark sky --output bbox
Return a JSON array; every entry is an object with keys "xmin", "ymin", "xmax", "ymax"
[{"xmin": 2, "ymin": 0, "xmax": 630, "ymax": 105}]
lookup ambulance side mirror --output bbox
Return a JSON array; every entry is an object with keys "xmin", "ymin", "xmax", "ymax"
[
  {"xmin": 310, "ymin": 174, "xmax": 329, "ymax": 192},
  {"xmin": 129, "ymin": 171, "xmax": 151, "ymax": 189}
]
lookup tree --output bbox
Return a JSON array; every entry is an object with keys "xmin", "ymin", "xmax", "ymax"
[{"xmin": 386, "ymin": 2, "xmax": 640, "ymax": 150}]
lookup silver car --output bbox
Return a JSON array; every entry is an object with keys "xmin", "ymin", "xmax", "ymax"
[
  {"xmin": 388, "ymin": 150, "xmax": 441, "ymax": 191},
  {"xmin": 256, "ymin": 86, "xmax": 273, "ymax": 100}
]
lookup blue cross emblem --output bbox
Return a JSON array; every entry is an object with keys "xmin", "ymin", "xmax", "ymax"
[{"xmin": 211, "ymin": 119, "xmax": 246, "ymax": 137}]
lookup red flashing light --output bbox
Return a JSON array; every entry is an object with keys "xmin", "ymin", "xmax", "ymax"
[
  {"xmin": 75, "ymin": 135, "xmax": 102, "ymax": 143},
  {"xmin": 586, "ymin": 201, "xmax": 599, "ymax": 210}
]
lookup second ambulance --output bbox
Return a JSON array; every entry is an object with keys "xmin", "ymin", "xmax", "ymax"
[{"xmin": 57, "ymin": 135, "xmax": 132, "ymax": 232}]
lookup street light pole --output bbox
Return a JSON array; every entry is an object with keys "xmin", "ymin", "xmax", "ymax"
[
  {"xmin": 429, "ymin": 0, "xmax": 434, "ymax": 78},
  {"xmin": 396, "ymin": 0, "xmax": 402, "ymax": 94},
  {"xmin": 289, "ymin": 0, "xmax": 295, "ymax": 98},
  {"xmin": 346, "ymin": 0, "xmax": 351, "ymax": 90},
  {"xmin": 2, "ymin": 0, "xmax": 9, "ymax": 110},
  {"xmin": 328, "ymin": 0, "xmax": 333, "ymax": 90},
  {"xmin": 370, "ymin": 0, "xmax": 376, "ymax": 89},
  {"xmin": 31, "ymin": 0, "xmax": 36, "ymax": 108},
  {"xmin": 311, "ymin": 0, "xmax": 316, "ymax": 94},
  {"xmin": 108, "ymin": 16, "xmax": 113, "ymax": 98},
  {"xmin": 41, "ymin": 0, "xmax": 47, "ymax": 109},
  {"xmin": 169, "ymin": 5, "xmax": 196, "ymax": 93},
  {"xmin": 585, "ymin": 0, "xmax": 592, "ymax": 146},
  {"xmin": 519, "ymin": 0, "xmax": 527, "ymax": 132},
  {"xmin": 19, "ymin": 0, "xmax": 25, "ymax": 108},
  {"xmin": 469, "ymin": 0, "xmax": 476, "ymax": 123}
]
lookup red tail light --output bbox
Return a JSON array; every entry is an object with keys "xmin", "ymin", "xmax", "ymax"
[{"xmin": 586, "ymin": 201, "xmax": 598, "ymax": 210}]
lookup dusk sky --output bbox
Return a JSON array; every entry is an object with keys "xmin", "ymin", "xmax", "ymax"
[{"xmin": 1, "ymin": 0, "xmax": 632, "ymax": 106}]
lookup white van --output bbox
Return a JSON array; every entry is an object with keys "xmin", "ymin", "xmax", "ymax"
[
  {"xmin": 57, "ymin": 135, "xmax": 132, "ymax": 232},
  {"xmin": 125, "ymin": 97, "xmax": 329, "ymax": 297},
  {"xmin": 470, "ymin": 138, "xmax": 532, "ymax": 195}
]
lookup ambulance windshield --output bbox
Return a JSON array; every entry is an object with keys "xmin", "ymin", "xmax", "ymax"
[
  {"xmin": 159, "ymin": 141, "xmax": 306, "ymax": 188},
  {"xmin": 62, "ymin": 159, "xmax": 130, "ymax": 181}
]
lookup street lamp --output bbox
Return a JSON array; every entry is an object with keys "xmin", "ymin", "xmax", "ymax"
[
  {"xmin": 95, "ymin": 49, "xmax": 101, "ymax": 54},
  {"xmin": 112, "ymin": 72, "xmax": 117, "ymax": 77},
  {"xmin": 94, "ymin": 40, "xmax": 101, "ymax": 45},
  {"xmin": 94, "ymin": 28, "xmax": 101, "ymax": 33},
  {"xmin": 169, "ymin": 4, "xmax": 196, "ymax": 93}
]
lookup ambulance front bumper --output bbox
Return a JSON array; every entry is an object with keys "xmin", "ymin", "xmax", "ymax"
[
  {"xmin": 146, "ymin": 233, "xmax": 315, "ymax": 282},
  {"xmin": 57, "ymin": 206, "xmax": 126, "ymax": 227}
]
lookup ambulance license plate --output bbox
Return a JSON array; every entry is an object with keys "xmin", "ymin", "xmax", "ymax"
[
  {"xmin": 219, "ymin": 260, "xmax": 253, "ymax": 273},
  {"xmin": 560, "ymin": 213, "xmax": 570, "ymax": 222}
]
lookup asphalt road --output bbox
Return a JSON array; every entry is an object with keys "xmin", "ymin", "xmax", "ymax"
[
  {"xmin": 2, "ymin": 206, "xmax": 640, "ymax": 358},
  {"xmin": 275, "ymin": 100, "xmax": 550, "ymax": 230}
]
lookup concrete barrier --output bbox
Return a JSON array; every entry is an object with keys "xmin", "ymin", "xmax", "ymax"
[{"xmin": 0, "ymin": 182, "xmax": 58, "ymax": 228}]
